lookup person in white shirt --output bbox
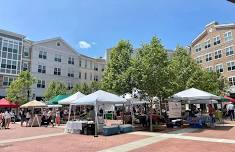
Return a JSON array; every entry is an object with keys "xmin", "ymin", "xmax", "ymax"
[
  {"xmin": 26, "ymin": 111, "xmax": 31, "ymax": 127},
  {"xmin": 227, "ymin": 103, "xmax": 235, "ymax": 121},
  {"xmin": 4, "ymin": 110, "xmax": 11, "ymax": 129}
]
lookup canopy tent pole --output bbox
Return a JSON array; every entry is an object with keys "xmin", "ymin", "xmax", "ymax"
[
  {"xmin": 68, "ymin": 104, "xmax": 72, "ymax": 121},
  {"xmin": 94, "ymin": 102, "xmax": 98, "ymax": 137},
  {"xmin": 122, "ymin": 104, "xmax": 125, "ymax": 124}
]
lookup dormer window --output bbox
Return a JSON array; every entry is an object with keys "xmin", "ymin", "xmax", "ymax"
[{"xmin": 56, "ymin": 42, "xmax": 61, "ymax": 47}]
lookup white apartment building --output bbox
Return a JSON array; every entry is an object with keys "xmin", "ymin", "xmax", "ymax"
[{"xmin": 0, "ymin": 29, "xmax": 105, "ymax": 100}]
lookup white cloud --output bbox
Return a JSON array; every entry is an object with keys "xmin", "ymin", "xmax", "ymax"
[{"xmin": 79, "ymin": 41, "xmax": 92, "ymax": 49}]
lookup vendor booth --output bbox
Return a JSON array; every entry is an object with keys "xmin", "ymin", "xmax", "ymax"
[
  {"xmin": 170, "ymin": 88, "xmax": 221, "ymax": 128},
  {"xmin": 66, "ymin": 90, "xmax": 127, "ymax": 136},
  {"xmin": 0, "ymin": 98, "xmax": 18, "ymax": 108},
  {"xmin": 58, "ymin": 92, "xmax": 85, "ymax": 105},
  {"xmin": 47, "ymin": 95, "xmax": 69, "ymax": 105},
  {"xmin": 20, "ymin": 100, "xmax": 47, "ymax": 127}
]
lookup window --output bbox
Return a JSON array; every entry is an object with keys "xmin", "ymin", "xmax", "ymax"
[
  {"xmin": 206, "ymin": 66, "xmax": 213, "ymax": 71},
  {"xmin": 215, "ymin": 64, "xmax": 223, "ymax": 73},
  {"xmin": 68, "ymin": 57, "xmax": 74, "ymax": 65},
  {"xmin": 90, "ymin": 73, "xmax": 92, "ymax": 80},
  {"xmin": 54, "ymin": 54, "xmax": 61, "ymax": 62},
  {"xmin": 94, "ymin": 75, "xmax": 98, "ymax": 81},
  {"xmin": 227, "ymin": 61, "xmax": 235, "ymax": 71},
  {"xmin": 39, "ymin": 51, "xmax": 47, "ymax": 59},
  {"xmin": 205, "ymin": 53, "xmax": 213, "ymax": 62},
  {"xmin": 67, "ymin": 70, "xmax": 74, "ymax": 77},
  {"xmin": 79, "ymin": 60, "xmax": 82, "ymax": 67},
  {"xmin": 23, "ymin": 47, "xmax": 29, "ymax": 57},
  {"xmin": 204, "ymin": 39, "xmax": 211, "ymax": 49},
  {"xmin": 23, "ymin": 62, "xmax": 28, "ymax": 71},
  {"xmin": 84, "ymin": 72, "xmax": 87, "ymax": 80},
  {"xmin": 38, "ymin": 65, "xmax": 46, "ymax": 73},
  {"xmin": 224, "ymin": 31, "xmax": 233, "ymax": 42},
  {"xmin": 56, "ymin": 42, "xmax": 61, "ymax": 47},
  {"xmin": 79, "ymin": 72, "xmax": 81, "ymax": 79},
  {"xmin": 37, "ymin": 80, "xmax": 45, "ymax": 88},
  {"xmin": 90, "ymin": 61, "xmax": 93, "ymax": 69},
  {"xmin": 215, "ymin": 49, "xmax": 222, "ymax": 59},
  {"xmin": 228, "ymin": 77, "xmax": 235, "ymax": 86},
  {"xmin": 101, "ymin": 65, "xmax": 105, "ymax": 72},
  {"xmin": 67, "ymin": 82, "xmax": 73, "ymax": 90},
  {"xmin": 213, "ymin": 36, "xmax": 221, "ymax": 45},
  {"xmin": 195, "ymin": 57, "xmax": 202, "ymax": 64},
  {"xmin": 94, "ymin": 64, "xmax": 98, "ymax": 71},
  {"xmin": 194, "ymin": 44, "xmax": 201, "ymax": 52},
  {"xmin": 85, "ymin": 60, "xmax": 87, "ymax": 68},
  {"xmin": 54, "ymin": 68, "xmax": 61, "ymax": 75},
  {"xmin": 2, "ymin": 76, "xmax": 14, "ymax": 86},
  {"xmin": 225, "ymin": 46, "xmax": 234, "ymax": 56}
]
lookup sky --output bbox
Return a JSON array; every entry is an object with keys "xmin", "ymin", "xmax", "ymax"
[{"xmin": 0, "ymin": 0, "xmax": 234, "ymax": 57}]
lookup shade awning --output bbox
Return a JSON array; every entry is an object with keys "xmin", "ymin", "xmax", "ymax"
[
  {"xmin": 170, "ymin": 88, "xmax": 220, "ymax": 102},
  {"xmin": 71, "ymin": 90, "xmax": 126, "ymax": 106},
  {"xmin": 58, "ymin": 92, "xmax": 85, "ymax": 105},
  {"xmin": 20, "ymin": 100, "xmax": 47, "ymax": 108},
  {"xmin": 0, "ymin": 98, "xmax": 18, "ymax": 108},
  {"xmin": 47, "ymin": 95, "xmax": 69, "ymax": 105}
]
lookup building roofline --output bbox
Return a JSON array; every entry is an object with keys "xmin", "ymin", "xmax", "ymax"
[
  {"xmin": 215, "ymin": 23, "xmax": 235, "ymax": 28},
  {"xmin": 32, "ymin": 37, "xmax": 80, "ymax": 56},
  {"xmin": 191, "ymin": 30, "xmax": 207, "ymax": 45},
  {"xmin": 0, "ymin": 29, "xmax": 25, "ymax": 39}
]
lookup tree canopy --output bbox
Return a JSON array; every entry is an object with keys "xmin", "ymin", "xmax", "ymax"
[
  {"xmin": 44, "ymin": 81, "xmax": 67, "ymax": 101},
  {"xmin": 102, "ymin": 40, "xmax": 133, "ymax": 95},
  {"xmin": 6, "ymin": 71, "xmax": 36, "ymax": 104}
]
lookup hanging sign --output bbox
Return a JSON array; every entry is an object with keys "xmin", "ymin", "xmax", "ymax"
[{"xmin": 168, "ymin": 102, "xmax": 182, "ymax": 118}]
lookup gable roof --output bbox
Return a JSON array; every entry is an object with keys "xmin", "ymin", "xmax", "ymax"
[
  {"xmin": 0, "ymin": 29, "xmax": 25, "ymax": 39},
  {"xmin": 32, "ymin": 37, "xmax": 80, "ymax": 56}
]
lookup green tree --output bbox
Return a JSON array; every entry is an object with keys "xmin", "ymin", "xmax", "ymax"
[
  {"xmin": 6, "ymin": 71, "xmax": 36, "ymax": 104},
  {"xmin": 168, "ymin": 46, "xmax": 228, "ymax": 96},
  {"xmin": 72, "ymin": 83, "xmax": 82, "ymax": 94},
  {"xmin": 90, "ymin": 81, "xmax": 101, "ymax": 92},
  {"xmin": 80, "ymin": 83, "xmax": 92, "ymax": 95},
  {"xmin": 44, "ymin": 81, "xmax": 67, "ymax": 100},
  {"xmin": 102, "ymin": 40, "xmax": 133, "ymax": 95},
  {"xmin": 132, "ymin": 36, "xmax": 169, "ymax": 131}
]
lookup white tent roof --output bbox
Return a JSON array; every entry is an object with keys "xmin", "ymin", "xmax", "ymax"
[
  {"xmin": 171, "ymin": 88, "xmax": 220, "ymax": 101},
  {"xmin": 71, "ymin": 90, "xmax": 126, "ymax": 106},
  {"xmin": 58, "ymin": 91, "xmax": 85, "ymax": 105},
  {"xmin": 20, "ymin": 100, "xmax": 47, "ymax": 108}
]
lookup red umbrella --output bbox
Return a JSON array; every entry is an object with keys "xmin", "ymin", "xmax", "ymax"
[
  {"xmin": 224, "ymin": 96, "xmax": 235, "ymax": 103},
  {"xmin": 0, "ymin": 98, "xmax": 19, "ymax": 108}
]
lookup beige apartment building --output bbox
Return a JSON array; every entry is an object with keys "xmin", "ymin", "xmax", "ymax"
[{"xmin": 190, "ymin": 21, "xmax": 235, "ymax": 88}]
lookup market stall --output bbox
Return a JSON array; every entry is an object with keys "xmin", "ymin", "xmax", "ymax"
[
  {"xmin": 67, "ymin": 90, "xmax": 127, "ymax": 136},
  {"xmin": 47, "ymin": 95, "xmax": 69, "ymax": 105},
  {"xmin": 58, "ymin": 92, "xmax": 85, "ymax": 105},
  {"xmin": 0, "ymin": 98, "xmax": 18, "ymax": 108},
  {"xmin": 20, "ymin": 100, "xmax": 47, "ymax": 127},
  {"xmin": 169, "ymin": 88, "xmax": 221, "ymax": 128}
]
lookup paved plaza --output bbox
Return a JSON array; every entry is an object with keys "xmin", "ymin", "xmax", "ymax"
[{"xmin": 1, "ymin": 122, "xmax": 235, "ymax": 152}]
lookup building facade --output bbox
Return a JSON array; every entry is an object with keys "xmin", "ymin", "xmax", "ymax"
[
  {"xmin": 190, "ymin": 21, "xmax": 235, "ymax": 87},
  {"xmin": 0, "ymin": 30, "xmax": 105, "ymax": 100}
]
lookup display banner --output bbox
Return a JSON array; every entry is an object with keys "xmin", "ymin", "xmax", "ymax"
[{"xmin": 168, "ymin": 102, "xmax": 182, "ymax": 118}]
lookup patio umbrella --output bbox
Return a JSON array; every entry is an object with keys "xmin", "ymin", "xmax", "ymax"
[{"xmin": 47, "ymin": 95, "xmax": 69, "ymax": 105}]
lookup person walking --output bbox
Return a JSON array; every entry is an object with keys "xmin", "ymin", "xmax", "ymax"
[
  {"xmin": 10, "ymin": 110, "xmax": 15, "ymax": 124},
  {"xmin": 227, "ymin": 102, "xmax": 235, "ymax": 121},
  {"xmin": 4, "ymin": 110, "xmax": 11, "ymax": 129}
]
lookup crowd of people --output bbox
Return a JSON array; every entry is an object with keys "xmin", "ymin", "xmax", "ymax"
[{"xmin": 0, "ymin": 109, "xmax": 15, "ymax": 129}]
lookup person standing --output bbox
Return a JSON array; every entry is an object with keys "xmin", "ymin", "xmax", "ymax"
[
  {"xmin": 26, "ymin": 111, "xmax": 31, "ymax": 127},
  {"xmin": 47, "ymin": 109, "xmax": 54, "ymax": 127},
  {"xmin": 19, "ymin": 109, "xmax": 26, "ymax": 127},
  {"xmin": 227, "ymin": 102, "xmax": 235, "ymax": 121},
  {"xmin": 55, "ymin": 109, "xmax": 61, "ymax": 126},
  {"xmin": 10, "ymin": 110, "xmax": 15, "ymax": 124},
  {"xmin": 4, "ymin": 110, "xmax": 11, "ymax": 129}
]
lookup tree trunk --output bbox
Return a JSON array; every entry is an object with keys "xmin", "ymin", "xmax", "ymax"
[{"xmin": 149, "ymin": 99, "xmax": 153, "ymax": 132}]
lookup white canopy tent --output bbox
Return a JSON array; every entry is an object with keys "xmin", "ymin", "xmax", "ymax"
[
  {"xmin": 170, "ymin": 88, "xmax": 220, "ymax": 104},
  {"xmin": 70, "ymin": 90, "xmax": 127, "ymax": 136},
  {"xmin": 58, "ymin": 91, "xmax": 85, "ymax": 105}
]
